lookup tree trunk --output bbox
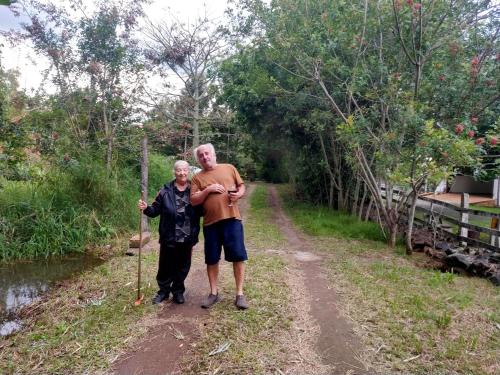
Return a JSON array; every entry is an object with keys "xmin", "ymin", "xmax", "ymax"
[
  {"xmin": 140, "ymin": 134, "xmax": 149, "ymax": 232},
  {"xmin": 103, "ymin": 102, "xmax": 113, "ymax": 174},
  {"xmin": 193, "ymin": 79, "xmax": 200, "ymax": 148},
  {"xmin": 389, "ymin": 224, "xmax": 398, "ymax": 248},
  {"xmin": 364, "ymin": 197, "xmax": 373, "ymax": 222},
  {"xmin": 318, "ymin": 132, "xmax": 338, "ymax": 209},
  {"xmin": 358, "ymin": 182, "xmax": 368, "ymax": 220},
  {"xmin": 351, "ymin": 176, "xmax": 360, "ymax": 216},
  {"xmin": 106, "ymin": 136, "xmax": 113, "ymax": 174},
  {"xmin": 329, "ymin": 179, "xmax": 334, "ymax": 208},
  {"xmin": 405, "ymin": 190, "xmax": 418, "ymax": 255},
  {"xmin": 330, "ymin": 133, "xmax": 345, "ymax": 211}
]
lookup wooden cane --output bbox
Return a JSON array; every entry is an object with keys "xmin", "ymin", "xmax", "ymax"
[{"xmin": 134, "ymin": 191, "xmax": 145, "ymax": 306}]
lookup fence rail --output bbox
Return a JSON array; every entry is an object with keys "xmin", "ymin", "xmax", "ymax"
[{"xmin": 380, "ymin": 186, "xmax": 500, "ymax": 252}]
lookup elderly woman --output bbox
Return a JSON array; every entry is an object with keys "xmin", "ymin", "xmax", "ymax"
[{"xmin": 138, "ymin": 160, "xmax": 201, "ymax": 305}]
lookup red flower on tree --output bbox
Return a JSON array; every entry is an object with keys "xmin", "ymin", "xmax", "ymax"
[{"xmin": 455, "ymin": 123, "xmax": 464, "ymax": 134}]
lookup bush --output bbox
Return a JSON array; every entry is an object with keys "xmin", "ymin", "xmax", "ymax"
[{"xmin": 0, "ymin": 151, "xmax": 173, "ymax": 261}]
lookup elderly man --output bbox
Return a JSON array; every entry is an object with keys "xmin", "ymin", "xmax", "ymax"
[{"xmin": 191, "ymin": 143, "xmax": 249, "ymax": 310}]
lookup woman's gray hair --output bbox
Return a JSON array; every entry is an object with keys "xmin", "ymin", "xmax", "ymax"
[
  {"xmin": 173, "ymin": 160, "xmax": 189, "ymax": 172},
  {"xmin": 193, "ymin": 143, "xmax": 216, "ymax": 165}
]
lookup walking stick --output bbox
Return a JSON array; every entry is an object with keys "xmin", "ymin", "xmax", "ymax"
[{"xmin": 134, "ymin": 191, "xmax": 145, "ymax": 306}]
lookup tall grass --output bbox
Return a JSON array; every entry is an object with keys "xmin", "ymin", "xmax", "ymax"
[
  {"xmin": 0, "ymin": 152, "xmax": 173, "ymax": 261},
  {"xmin": 277, "ymin": 186, "xmax": 386, "ymax": 242}
]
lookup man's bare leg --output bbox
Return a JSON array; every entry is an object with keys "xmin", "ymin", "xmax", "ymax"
[
  {"xmin": 207, "ymin": 263, "xmax": 219, "ymax": 295},
  {"xmin": 233, "ymin": 261, "xmax": 245, "ymax": 295}
]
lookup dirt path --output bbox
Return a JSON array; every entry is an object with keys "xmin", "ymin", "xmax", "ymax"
[
  {"xmin": 267, "ymin": 185, "xmax": 368, "ymax": 375},
  {"xmin": 112, "ymin": 184, "xmax": 256, "ymax": 375},
  {"xmin": 113, "ymin": 183, "xmax": 366, "ymax": 374}
]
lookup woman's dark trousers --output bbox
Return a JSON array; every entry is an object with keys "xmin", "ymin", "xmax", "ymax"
[{"xmin": 156, "ymin": 242, "xmax": 192, "ymax": 297}]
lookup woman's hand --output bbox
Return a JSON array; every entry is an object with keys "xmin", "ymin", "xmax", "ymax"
[{"xmin": 138, "ymin": 199, "xmax": 148, "ymax": 211}]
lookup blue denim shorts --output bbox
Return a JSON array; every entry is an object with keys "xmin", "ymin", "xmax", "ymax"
[{"xmin": 203, "ymin": 219, "xmax": 248, "ymax": 265}]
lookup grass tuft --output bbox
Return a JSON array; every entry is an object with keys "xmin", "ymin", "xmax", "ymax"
[{"xmin": 0, "ymin": 152, "xmax": 172, "ymax": 261}]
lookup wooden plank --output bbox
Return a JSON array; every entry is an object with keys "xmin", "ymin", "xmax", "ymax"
[
  {"xmin": 415, "ymin": 203, "xmax": 500, "ymax": 236},
  {"xmin": 461, "ymin": 208, "xmax": 500, "ymax": 218},
  {"xmin": 456, "ymin": 235, "xmax": 500, "ymax": 253},
  {"xmin": 492, "ymin": 217, "xmax": 500, "ymax": 247},
  {"xmin": 129, "ymin": 232, "xmax": 151, "ymax": 248},
  {"xmin": 460, "ymin": 193, "xmax": 469, "ymax": 238},
  {"xmin": 385, "ymin": 189, "xmax": 500, "ymax": 218},
  {"xmin": 418, "ymin": 194, "xmax": 463, "ymax": 210},
  {"xmin": 414, "ymin": 217, "xmax": 499, "ymax": 252},
  {"xmin": 442, "ymin": 216, "xmax": 500, "ymax": 236}
]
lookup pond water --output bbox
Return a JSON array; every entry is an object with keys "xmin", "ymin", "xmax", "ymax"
[{"xmin": 0, "ymin": 253, "xmax": 104, "ymax": 336}]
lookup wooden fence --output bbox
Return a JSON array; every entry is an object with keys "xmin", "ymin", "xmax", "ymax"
[{"xmin": 381, "ymin": 187, "xmax": 500, "ymax": 252}]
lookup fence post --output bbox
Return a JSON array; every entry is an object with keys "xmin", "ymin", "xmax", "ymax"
[
  {"xmin": 492, "ymin": 177, "xmax": 500, "ymax": 246},
  {"xmin": 459, "ymin": 193, "xmax": 469, "ymax": 238},
  {"xmin": 386, "ymin": 183, "xmax": 393, "ymax": 209},
  {"xmin": 491, "ymin": 217, "xmax": 499, "ymax": 247},
  {"xmin": 427, "ymin": 201, "xmax": 434, "ymax": 225}
]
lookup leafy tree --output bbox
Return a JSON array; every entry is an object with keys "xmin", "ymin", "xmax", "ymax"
[
  {"xmin": 0, "ymin": 58, "xmax": 31, "ymax": 179},
  {"xmin": 220, "ymin": 0, "xmax": 498, "ymax": 250},
  {"xmin": 8, "ymin": 0, "xmax": 148, "ymax": 173}
]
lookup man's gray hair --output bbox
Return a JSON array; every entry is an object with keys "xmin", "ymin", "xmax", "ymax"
[
  {"xmin": 193, "ymin": 143, "xmax": 216, "ymax": 165},
  {"xmin": 173, "ymin": 160, "xmax": 189, "ymax": 172}
]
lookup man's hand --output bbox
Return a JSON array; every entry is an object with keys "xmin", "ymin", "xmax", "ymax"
[
  {"xmin": 229, "ymin": 184, "xmax": 245, "ymax": 203},
  {"xmin": 191, "ymin": 183, "xmax": 225, "ymax": 206},
  {"xmin": 228, "ymin": 191, "xmax": 241, "ymax": 203},
  {"xmin": 207, "ymin": 183, "xmax": 225, "ymax": 194}
]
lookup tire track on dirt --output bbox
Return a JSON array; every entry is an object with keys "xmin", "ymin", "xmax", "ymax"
[{"xmin": 267, "ymin": 185, "xmax": 369, "ymax": 375}]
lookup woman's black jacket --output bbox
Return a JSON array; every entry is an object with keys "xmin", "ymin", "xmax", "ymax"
[{"xmin": 143, "ymin": 181, "xmax": 201, "ymax": 246}]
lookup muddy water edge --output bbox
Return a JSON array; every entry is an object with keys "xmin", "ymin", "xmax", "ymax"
[{"xmin": 0, "ymin": 253, "xmax": 104, "ymax": 336}]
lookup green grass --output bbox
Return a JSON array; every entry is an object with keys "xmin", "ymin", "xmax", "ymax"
[
  {"xmin": 0, "ymin": 248, "xmax": 160, "ymax": 374},
  {"xmin": 0, "ymin": 152, "xmax": 172, "ymax": 261},
  {"xmin": 245, "ymin": 184, "xmax": 284, "ymax": 247},
  {"xmin": 277, "ymin": 185, "xmax": 386, "ymax": 242},
  {"xmin": 329, "ymin": 249, "xmax": 499, "ymax": 374},
  {"xmin": 182, "ymin": 184, "xmax": 294, "ymax": 373},
  {"xmin": 277, "ymin": 185, "xmax": 500, "ymax": 375}
]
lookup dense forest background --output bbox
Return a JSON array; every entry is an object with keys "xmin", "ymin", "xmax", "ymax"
[{"xmin": 0, "ymin": 0, "xmax": 498, "ymax": 260}]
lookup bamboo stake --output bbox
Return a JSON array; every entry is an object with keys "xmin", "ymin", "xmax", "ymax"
[{"xmin": 134, "ymin": 191, "xmax": 145, "ymax": 306}]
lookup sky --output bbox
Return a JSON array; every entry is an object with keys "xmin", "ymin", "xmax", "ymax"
[{"xmin": 0, "ymin": 0, "xmax": 231, "ymax": 93}]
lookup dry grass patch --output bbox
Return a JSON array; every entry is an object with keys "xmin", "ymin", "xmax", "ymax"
[{"xmin": 181, "ymin": 253, "xmax": 294, "ymax": 374}]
